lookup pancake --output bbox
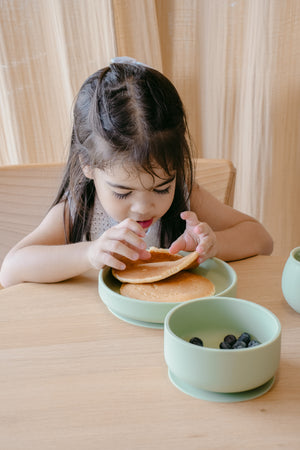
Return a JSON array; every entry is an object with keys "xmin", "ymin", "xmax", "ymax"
[
  {"xmin": 112, "ymin": 247, "xmax": 199, "ymax": 284},
  {"xmin": 120, "ymin": 270, "xmax": 215, "ymax": 302}
]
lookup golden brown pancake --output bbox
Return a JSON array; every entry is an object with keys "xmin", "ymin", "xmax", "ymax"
[
  {"xmin": 120, "ymin": 271, "xmax": 215, "ymax": 302},
  {"xmin": 112, "ymin": 247, "xmax": 199, "ymax": 284}
]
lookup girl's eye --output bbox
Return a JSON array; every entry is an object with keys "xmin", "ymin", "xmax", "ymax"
[
  {"xmin": 154, "ymin": 186, "xmax": 171, "ymax": 195},
  {"xmin": 113, "ymin": 191, "xmax": 131, "ymax": 200},
  {"xmin": 112, "ymin": 186, "xmax": 171, "ymax": 199}
]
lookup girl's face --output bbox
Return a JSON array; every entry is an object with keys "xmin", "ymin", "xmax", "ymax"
[{"xmin": 91, "ymin": 163, "xmax": 176, "ymax": 230}]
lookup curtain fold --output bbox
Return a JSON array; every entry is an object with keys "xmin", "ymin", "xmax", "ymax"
[
  {"xmin": 0, "ymin": 0, "xmax": 116, "ymax": 164},
  {"xmin": 1, "ymin": 0, "xmax": 300, "ymax": 256},
  {"xmin": 113, "ymin": 0, "xmax": 163, "ymax": 71}
]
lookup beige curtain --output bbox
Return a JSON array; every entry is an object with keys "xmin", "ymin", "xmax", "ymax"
[
  {"xmin": 0, "ymin": 0, "xmax": 116, "ymax": 164},
  {"xmin": 1, "ymin": 0, "xmax": 300, "ymax": 256}
]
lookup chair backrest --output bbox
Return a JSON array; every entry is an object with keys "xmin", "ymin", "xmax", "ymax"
[
  {"xmin": 193, "ymin": 158, "xmax": 236, "ymax": 206},
  {"xmin": 0, "ymin": 159, "xmax": 236, "ymax": 265},
  {"xmin": 0, "ymin": 163, "xmax": 65, "ymax": 265}
]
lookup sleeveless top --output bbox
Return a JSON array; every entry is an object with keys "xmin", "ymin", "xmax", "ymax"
[{"xmin": 90, "ymin": 196, "xmax": 161, "ymax": 248}]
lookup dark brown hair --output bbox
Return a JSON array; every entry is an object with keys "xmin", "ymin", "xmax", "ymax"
[{"xmin": 53, "ymin": 61, "xmax": 194, "ymax": 247}]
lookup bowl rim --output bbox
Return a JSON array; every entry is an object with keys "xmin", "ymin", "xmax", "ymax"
[
  {"xmin": 99, "ymin": 256, "xmax": 238, "ymax": 307},
  {"xmin": 164, "ymin": 296, "xmax": 282, "ymax": 352},
  {"xmin": 290, "ymin": 246, "xmax": 300, "ymax": 263}
]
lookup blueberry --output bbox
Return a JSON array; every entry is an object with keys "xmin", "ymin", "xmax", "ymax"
[
  {"xmin": 223, "ymin": 334, "xmax": 237, "ymax": 347},
  {"xmin": 232, "ymin": 340, "xmax": 247, "ymax": 349},
  {"xmin": 189, "ymin": 337, "xmax": 203, "ymax": 346},
  {"xmin": 248, "ymin": 339, "xmax": 261, "ymax": 347},
  {"xmin": 219, "ymin": 341, "xmax": 232, "ymax": 349},
  {"xmin": 237, "ymin": 332, "xmax": 251, "ymax": 345}
]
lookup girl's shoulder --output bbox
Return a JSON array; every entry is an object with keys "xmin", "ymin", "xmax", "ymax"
[{"xmin": 36, "ymin": 201, "xmax": 69, "ymax": 243}]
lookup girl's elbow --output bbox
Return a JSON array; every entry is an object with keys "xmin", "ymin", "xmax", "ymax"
[
  {"xmin": 260, "ymin": 233, "xmax": 274, "ymax": 256},
  {"xmin": 0, "ymin": 270, "xmax": 10, "ymax": 288},
  {"xmin": 0, "ymin": 259, "xmax": 20, "ymax": 288}
]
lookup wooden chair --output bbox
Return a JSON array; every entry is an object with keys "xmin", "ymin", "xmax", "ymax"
[
  {"xmin": 0, "ymin": 163, "xmax": 65, "ymax": 266},
  {"xmin": 0, "ymin": 159, "xmax": 236, "ymax": 266},
  {"xmin": 193, "ymin": 158, "xmax": 236, "ymax": 206}
]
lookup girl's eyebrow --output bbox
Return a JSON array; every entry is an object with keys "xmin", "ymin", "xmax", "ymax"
[{"xmin": 107, "ymin": 175, "xmax": 175, "ymax": 190}]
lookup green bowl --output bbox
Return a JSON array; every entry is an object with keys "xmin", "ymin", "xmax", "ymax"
[
  {"xmin": 98, "ymin": 257, "xmax": 237, "ymax": 328},
  {"xmin": 164, "ymin": 297, "xmax": 281, "ymax": 398}
]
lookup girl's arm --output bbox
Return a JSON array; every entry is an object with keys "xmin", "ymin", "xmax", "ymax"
[
  {"xmin": 169, "ymin": 183, "xmax": 273, "ymax": 262},
  {"xmin": 0, "ymin": 202, "xmax": 92, "ymax": 287},
  {"xmin": 0, "ymin": 202, "xmax": 149, "ymax": 287}
]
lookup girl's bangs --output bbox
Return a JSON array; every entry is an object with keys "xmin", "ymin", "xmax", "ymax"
[
  {"xmin": 86, "ymin": 129, "xmax": 187, "ymax": 183},
  {"xmin": 129, "ymin": 130, "xmax": 185, "ymax": 177}
]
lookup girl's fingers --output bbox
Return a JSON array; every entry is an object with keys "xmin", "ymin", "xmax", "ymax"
[
  {"xmin": 169, "ymin": 212, "xmax": 203, "ymax": 254},
  {"xmin": 89, "ymin": 220, "xmax": 152, "ymax": 270},
  {"xmin": 102, "ymin": 238, "xmax": 147, "ymax": 261},
  {"xmin": 94, "ymin": 251, "xmax": 127, "ymax": 271},
  {"xmin": 174, "ymin": 212, "xmax": 218, "ymax": 260},
  {"xmin": 115, "ymin": 218, "xmax": 146, "ymax": 237},
  {"xmin": 193, "ymin": 221, "xmax": 212, "ymax": 236},
  {"xmin": 168, "ymin": 235, "xmax": 187, "ymax": 254},
  {"xmin": 196, "ymin": 233, "xmax": 217, "ymax": 260},
  {"xmin": 180, "ymin": 211, "xmax": 199, "ymax": 226},
  {"xmin": 102, "ymin": 224, "xmax": 148, "ymax": 252}
]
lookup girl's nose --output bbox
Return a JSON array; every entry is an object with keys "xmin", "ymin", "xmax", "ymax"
[{"xmin": 130, "ymin": 193, "xmax": 154, "ymax": 215}]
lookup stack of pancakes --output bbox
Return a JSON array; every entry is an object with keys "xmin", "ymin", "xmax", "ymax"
[{"xmin": 112, "ymin": 247, "xmax": 215, "ymax": 302}]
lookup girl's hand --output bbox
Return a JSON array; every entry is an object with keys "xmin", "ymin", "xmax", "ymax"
[
  {"xmin": 169, "ymin": 211, "xmax": 218, "ymax": 263},
  {"xmin": 87, "ymin": 218, "xmax": 151, "ymax": 270}
]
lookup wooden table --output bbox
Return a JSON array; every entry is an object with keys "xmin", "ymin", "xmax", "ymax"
[{"xmin": 0, "ymin": 256, "xmax": 300, "ymax": 449}]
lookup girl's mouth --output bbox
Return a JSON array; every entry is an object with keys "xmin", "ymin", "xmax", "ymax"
[{"xmin": 137, "ymin": 219, "xmax": 153, "ymax": 229}]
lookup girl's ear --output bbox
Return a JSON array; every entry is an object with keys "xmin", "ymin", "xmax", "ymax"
[
  {"xmin": 79, "ymin": 155, "xmax": 94, "ymax": 179},
  {"xmin": 81, "ymin": 165, "xmax": 94, "ymax": 180}
]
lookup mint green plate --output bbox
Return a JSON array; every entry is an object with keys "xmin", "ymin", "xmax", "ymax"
[{"xmin": 98, "ymin": 256, "xmax": 237, "ymax": 328}]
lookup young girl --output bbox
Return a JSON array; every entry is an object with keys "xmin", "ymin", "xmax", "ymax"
[{"xmin": 0, "ymin": 57, "xmax": 273, "ymax": 288}]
